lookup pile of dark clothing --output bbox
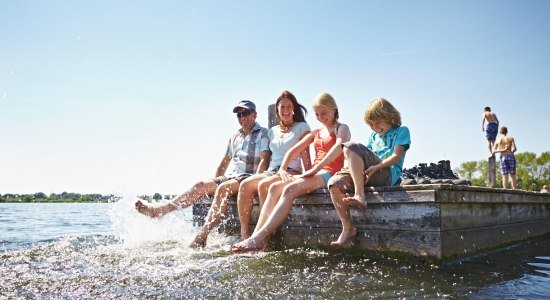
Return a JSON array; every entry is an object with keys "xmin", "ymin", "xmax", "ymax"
[{"xmin": 400, "ymin": 160, "xmax": 470, "ymax": 186}]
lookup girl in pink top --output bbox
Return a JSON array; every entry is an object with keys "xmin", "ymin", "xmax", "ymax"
[{"xmin": 232, "ymin": 92, "xmax": 351, "ymax": 252}]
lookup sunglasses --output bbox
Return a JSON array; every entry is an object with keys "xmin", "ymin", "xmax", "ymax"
[{"xmin": 236, "ymin": 110, "xmax": 253, "ymax": 118}]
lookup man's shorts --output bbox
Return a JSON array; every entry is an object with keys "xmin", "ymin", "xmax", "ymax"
[
  {"xmin": 486, "ymin": 123, "xmax": 498, "ymax": 141},
  {"xmin": 500, "ymin": 154, "xmax": 516, "ymax": 175},
  {"xmin": 328, "ymin": 142, "xmax": 391, "ymax": 193},
  {"xmin": 212, "ymin": 173, "xmax": 252, "ymax": 185}
]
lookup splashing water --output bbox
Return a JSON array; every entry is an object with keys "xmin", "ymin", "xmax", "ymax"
[{"xmin": 1, "ymin": 200, "xmax": 549, "ymax": 298}]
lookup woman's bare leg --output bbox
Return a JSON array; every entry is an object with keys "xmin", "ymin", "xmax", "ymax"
[{"xmin": 237, "ymin": 175, "xmax": 263, "ymax": 239}]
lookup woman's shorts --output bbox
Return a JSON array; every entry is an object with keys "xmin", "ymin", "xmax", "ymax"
[{"xmin": 328, "ymin": 141, "xmax": 391, "ymax": 193}]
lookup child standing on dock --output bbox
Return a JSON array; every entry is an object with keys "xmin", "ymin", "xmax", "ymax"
[
  {"xmin": 328, "ymin": 98, "xmax": 410, "ymax": 246},
  {"xmin": 492, "ymin": 126, "xmax": 517, "ymax": 190},
  {"xmin": 482, "ymin": 107, "xmax": 499, "ymax": 157}
]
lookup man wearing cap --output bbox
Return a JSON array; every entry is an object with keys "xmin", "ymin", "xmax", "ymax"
[{"xmin": 135, "ymin": 100, "xmax": 270, "ymax": 247}]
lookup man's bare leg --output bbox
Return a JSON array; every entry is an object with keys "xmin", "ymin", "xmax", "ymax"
[
  {"xmin": 189, "ymin": 180, "xmax": 240, "ymax": 248},
  {"xmin": 135, "ymin": 180, "xmax": 218, "ymax": 218}
]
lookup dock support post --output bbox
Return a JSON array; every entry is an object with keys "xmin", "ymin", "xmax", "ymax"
[{"xmin": 488, "ymin": 156, "xmax": 496, "ymax": 187}]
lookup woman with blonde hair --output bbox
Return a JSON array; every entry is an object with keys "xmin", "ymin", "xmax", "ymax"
[{"xmin": 232, "ymin": 92, "xmax": 351, "ymax": 252}]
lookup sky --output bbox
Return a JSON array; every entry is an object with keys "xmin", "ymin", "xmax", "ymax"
[{"xmin": 1, "ymin": 1, "xmax": 549, "ymax": 195}]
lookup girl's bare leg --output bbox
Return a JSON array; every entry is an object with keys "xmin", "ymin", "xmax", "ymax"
[
  {"xmin": 329, "ymin": 184, "xmax": 357, "ymax": 246},
  {"xmin": 233, "ymin": 175, "xmax": 325, "ymax": 253}
]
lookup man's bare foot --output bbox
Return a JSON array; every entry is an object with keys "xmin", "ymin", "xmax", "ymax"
[
  {"xmin": 135, "ymin": 200, "xmax": 163, "ymax": 218},
  {"xmin": 189, "ymin": 233, "xmax": 208, "ymax": 249},
  {"xmin": 342, "ymin": 195, "xmax": 368, "ymax": 210},
  {"xmin": 330, "ymin": 227, "xmax": 357, "ymax": 247},
  {"xmin": 231, "ymin": 236, "xmax": 268, "ymax": 253}
]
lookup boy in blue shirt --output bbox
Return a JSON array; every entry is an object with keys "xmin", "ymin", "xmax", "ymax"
[{"xmin": 327, "ymin": 98, "xmax": 411, "ymax": 246}]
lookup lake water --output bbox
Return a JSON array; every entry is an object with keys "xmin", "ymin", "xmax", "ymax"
[{"xmin": 1, "ymin": 201, "xmax": 549, "ymax": 299}]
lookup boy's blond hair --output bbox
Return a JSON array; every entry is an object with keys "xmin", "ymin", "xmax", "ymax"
[
  {"xmin": 313, "ymin": 92, "xmax": 340, "ymax": 132},
  {"xmin": 364, "ymin": 97, "xmax": 401, "ymax": 128}
]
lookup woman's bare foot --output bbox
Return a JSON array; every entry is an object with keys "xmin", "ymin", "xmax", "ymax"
[
  {"xmin": 135, "ymin": 200, "xmax": 164, "ymax": 218},
  {"xmin": 231, "ymin": 236, "xmax": 268, "ymax": 253},
  {"xmin": 330, "ymin": 227, "xmax": 357, "ymax": 247},
  {"xmin": 342, "ymin": 195, "xmax": 368, "ymax": 210}
]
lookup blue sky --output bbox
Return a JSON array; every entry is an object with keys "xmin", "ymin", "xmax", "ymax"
[{"xmin": 1, "ymin": 1, "xmax": 549, "ymax": 195}]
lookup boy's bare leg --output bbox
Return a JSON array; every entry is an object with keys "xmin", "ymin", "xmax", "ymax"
[
  {"xmin": 502, "ymin": 174, "xmax": 509, "ymax": 189},
  {"xmin": 341, "ymin": 149, "xmax": 368, "ymax": 209},
  {"xmin": 329, "ymin": 185, "xmax": 357, "ymax": 246},
  {"xmin": 510, "ymin": 174, "xmax": 517, "ymax": 190},
  {"xmin": 135, "ymin": 180, "xmax": 218, "ymax": 218},
  {"xmin": 488, "ymin": 141, "xmax": 495, "ymax": 157},
  {"xmin": 189, "ymin": 180, "xmax": 240, "ymax": 248}
]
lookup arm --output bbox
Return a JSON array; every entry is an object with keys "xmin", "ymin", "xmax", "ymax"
[
  {"xmin": 364, "ymin": 145, "xmax": 406, "ymax": 181},
  {"xmin": 256, "ymin": 150, "xmax": 271, "ymax": 174},
  {"xmin": 511, "ymin": 138, "xmax": 517, "ymax": 153},
  {"xmin": 215, "ymin": 156, "xmax": 232, "ymax": 177},
  {"xmin": 301, "ymin": 124, "xmax": 351, "ymax": 177},
  {"xmin": 298, "ymin": 131, "xmax": 312, "ymax": 171},
  {"xmin": 481, "ymin": 114, "xmax": 486, "ymax": 131},
  {"xmin": 278, "ymin": 132, "xmax": 316, "ymax": 181}
]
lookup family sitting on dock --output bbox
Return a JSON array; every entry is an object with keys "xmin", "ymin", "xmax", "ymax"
[{"xmin": 135, "ymin": 91, "xmax": 411, "ymax": 252}]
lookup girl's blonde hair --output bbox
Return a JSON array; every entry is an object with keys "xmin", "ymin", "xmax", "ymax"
[
  {"xmin": 313, "ymin": 92, "xmax": 340, "ymax": 133},
  {"xmin": 364, "ymin": 97, "xmax": 401, "ymax": 128}
]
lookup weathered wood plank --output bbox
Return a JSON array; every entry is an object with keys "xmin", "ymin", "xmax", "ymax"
[
  {"xmin": 440, "ymin": 203, "xmax": 550, "ymax": 230},
  {"xmin": 192, "ymin": 185, "xmax": 550, "ymax": 260},
  {"xmin": 272, "ymin": 227, "xmax": 443, "ymax": 258},
  {"xmin": 441, "ymin": 219, "xmax": 550, "ymax": 259}
]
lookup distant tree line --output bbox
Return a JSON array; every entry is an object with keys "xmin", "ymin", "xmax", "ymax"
[
  {"xmin": 454, "ymin": 151, "xmax": 549, "ymax": 191},
  {"xmin": 138, "ymin": 193, "xmax": 176, "ymax": 202},
  {"xmin": 0, "ymin": 192, "xmax": 121, "ymax": 203}
]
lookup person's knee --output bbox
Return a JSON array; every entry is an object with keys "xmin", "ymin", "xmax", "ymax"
[
  {"xmin": 239, "ymin": 179, "xmax": 253, "ymax": 195},
  {"xmin": 342, "ymin": 146, "xmax": 353, "ymax": 159},
  {"xmin": 268, "ymin": 181, "xmax": 285, "ymax": 193}
]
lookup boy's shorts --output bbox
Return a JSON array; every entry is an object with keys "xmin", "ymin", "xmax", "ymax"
[
  {"xmin": 500, "ymin": 154, "xmax": 516, "ymax": 175},
  {"xmin": 328, "ymin": 142, "xmax": 391, "ymax": 193},
  {"xmin": 486, "ymin": 123, "xmax": 498, "ymax": 141},
  {"xmin": 212, "ymin": 173, "xmax": 252, "ymax": 185}
]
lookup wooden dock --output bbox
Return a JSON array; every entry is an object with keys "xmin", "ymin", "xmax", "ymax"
[{"xmin": 193, "ymin": 184, "xmax": 550, "ymax": 260}]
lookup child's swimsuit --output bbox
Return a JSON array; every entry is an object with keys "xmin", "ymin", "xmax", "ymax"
[
  {"xmin": 486, "ymin": 123, "xmax": 498, "ymax": 141},
  {"xmin": 500, "ymin": 154, "xmax": 516, "ymax": 175}
]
